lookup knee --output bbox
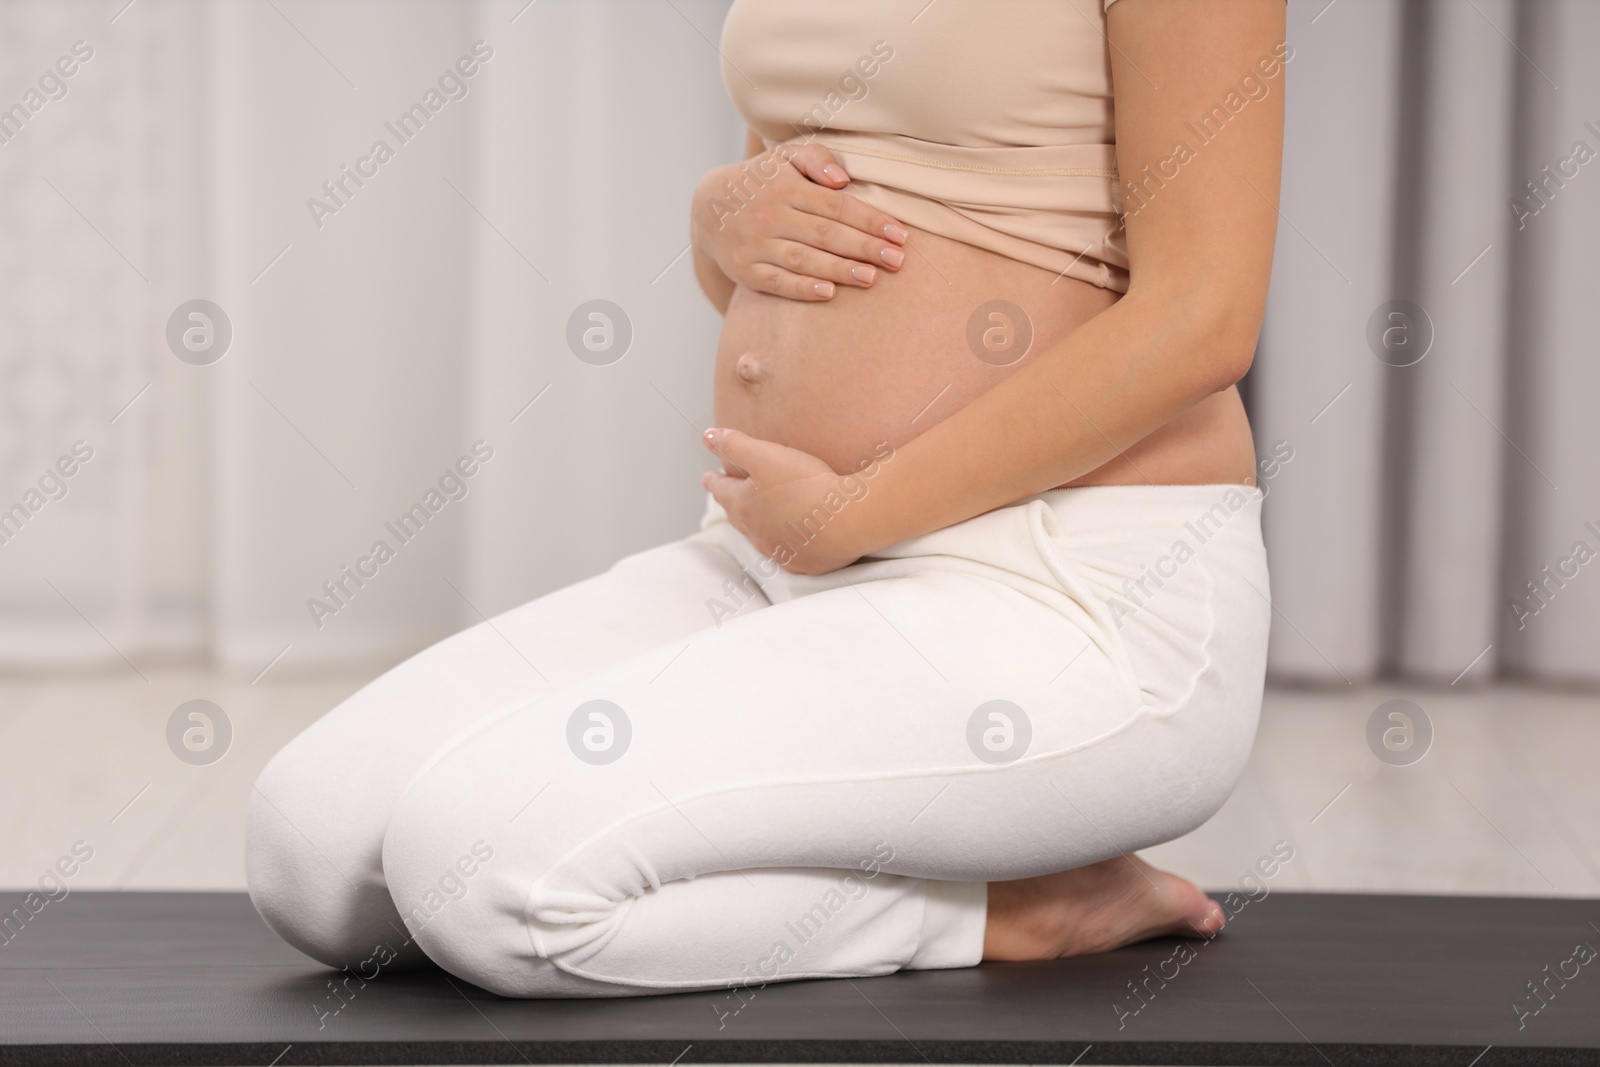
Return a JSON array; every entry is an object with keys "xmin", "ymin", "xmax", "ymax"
[
  {"xmin": 381, "ymin": 755, "xmax": 631, "ymax": 998},
  {"xmin": 1150, "ymin": 700, "xmax": 1260, "ymax": 843},
  {"xmin": 247, "ymin": 734, "xmax": 419, "ymax": 970},
  {"xmin": 380, "ymin": 754, "xmax": 523, "ymax": 991}
]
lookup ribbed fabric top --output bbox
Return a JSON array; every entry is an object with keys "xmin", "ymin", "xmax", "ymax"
[{"xmin": 720, "ymin": 0, "xmax": 1130, "ymax": 291}]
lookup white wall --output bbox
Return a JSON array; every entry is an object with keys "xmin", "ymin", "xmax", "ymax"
[
  {"xmin": 1, "ymin": 0, "xmax": 1596, "ymax": 686},
  {"xmin": 0, "ymin": 0, "xmax": 740, "ymax": 675}
]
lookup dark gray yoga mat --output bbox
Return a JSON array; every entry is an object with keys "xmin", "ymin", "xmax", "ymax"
[{"xmin": 0, "ymin": 891, "xmax": 1596, "ymax": 1065}]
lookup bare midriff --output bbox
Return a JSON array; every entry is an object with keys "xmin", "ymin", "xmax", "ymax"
[{"xmin": 713, "ymin": 226, "xmax": 1257, "ymax": 493}]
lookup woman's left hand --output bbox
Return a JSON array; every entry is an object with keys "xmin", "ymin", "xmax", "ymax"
[{"xmin": 700, "ymin": 427, "xmax": 871, "ymax": 576}]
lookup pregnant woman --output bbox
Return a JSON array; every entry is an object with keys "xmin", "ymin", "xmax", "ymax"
[{"xmin": 247, "ymin": 0, "xmax": 1287, "ymax": 996}]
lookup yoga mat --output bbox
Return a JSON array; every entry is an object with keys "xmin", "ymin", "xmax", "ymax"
[{"xmin": 0, "ymin": 891, "xmax": 1595, "ymax": 1065}]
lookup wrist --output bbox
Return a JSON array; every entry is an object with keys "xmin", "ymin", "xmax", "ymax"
[
  {"xmin": 843, "ymin": 440, "xmax": 919, "ymax": 557},
  {"xmin": 845, "ymin": 424, "xmax": 1011, "ymax": 555}
]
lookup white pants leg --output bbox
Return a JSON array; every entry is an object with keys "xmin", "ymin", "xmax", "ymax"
[
  {"xmin": 367, "ymin": 484, "xmax": 1270, "ymax": 997},
  {"xmin": 245, "ymin": 534, "xmax": 766, "ymax": 969}
]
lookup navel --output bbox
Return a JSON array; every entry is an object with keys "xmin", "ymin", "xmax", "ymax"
[{"xmin": 735, "ymin": 352, "xmax": 765, "ymax": 385}]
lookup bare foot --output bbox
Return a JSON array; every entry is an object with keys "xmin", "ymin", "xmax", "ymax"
[{"xmin": 982, "ymin": 855, "xmax": 1225, "ymax": 961}]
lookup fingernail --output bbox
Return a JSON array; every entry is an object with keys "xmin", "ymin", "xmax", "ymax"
[
  {"xmin": 851, "ymin": 264, "xmax": 877, "ymax": 284},
  {"xmin": 702, "ymin": 427, "xmax": 723, "ymax": 448},
  {"xmin": 879, "ymin": 246, "xmax": 905, "ymax": 268},
  {"xmin": 884, "ymin": 222, "xmax": 909, "ymax": 243},
  {"xmin": 822, "ymin": 164, "xmax": 847, "ymax": 183},
  {"xmin": 813, "ymin": 280, "xmax": 835, "ymax": 297}
]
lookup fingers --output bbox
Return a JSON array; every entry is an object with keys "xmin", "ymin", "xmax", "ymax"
[
  {"xmin": 702, "ymin": 469, "xmax": 758, "ymax": 526},
  {"xmin": 701, "ymin": 468, "xmax": 740, "ymax": 505},
  {"xmin": 700, "ymin": 427, "xmax": 753, "ymax": 483},
  {"xmin": 702, "ymin": 426, "xmax": 764, "ymax": 476},
  {"xmin": 771, "ymin": 238, "xmax": 894, "ymax": 290},
  {"xmin": 745, "ymin": 262, "xmax": 839, "ymax": 301},
  {"xmin": 786, "ymin": 194, "xmax": 907, "ymax": 280},
  {"xmin": 785, "ymin": 143, "xmax": 851, "ymax": 188},
  {"xmin": 786, "ymin": 210, "xmax": 908, "ymax": 285},
  {"xmin": 740, "ymin": 247, "xmax": 880, "ymax": 300},
  {"xmin": 714, "ymin": 143, "xmax": 912, "ymax": 300},
  {"xmin": 798, "ymin": 181, "xmax": 909, "ymax": 247},
  {"xmin": 782, "ymin": 143, "xmax": 910, "ymax": 257}
]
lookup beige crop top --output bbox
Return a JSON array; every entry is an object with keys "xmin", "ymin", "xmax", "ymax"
[{"xmin": 720, "ymin": 0, "xmax": 1136, "ymax": 292}]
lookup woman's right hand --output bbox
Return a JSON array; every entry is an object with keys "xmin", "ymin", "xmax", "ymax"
[{"xmin": 691, "ymin": 142, "xmax": 909, "ymax": 303}]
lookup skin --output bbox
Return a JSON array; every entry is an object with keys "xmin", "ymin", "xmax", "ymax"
[{"xmin": 690, "ymin": 0, "xmax": 1287, "ymax": 958}]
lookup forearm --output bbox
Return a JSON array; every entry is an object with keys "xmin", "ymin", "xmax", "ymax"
[
  {"xmin": 852, "ymin": 290, "xmax": 1257, "ymax": 551},
  {"xmin": 692, "ymin": 240, "xmax": 735, "ymax": 315},
  {"xmin": 690, "ymin": 167, "xmax": 736, "ymax": 314}
]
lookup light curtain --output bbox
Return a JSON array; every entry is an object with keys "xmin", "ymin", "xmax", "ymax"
[
  {"xmin": 1248, "ymin": 0, "xmax": 1600, "ymax": 684},
  {"xmin": 0, "ymin": 0, "xmax": 1593, "ymax": 687}
]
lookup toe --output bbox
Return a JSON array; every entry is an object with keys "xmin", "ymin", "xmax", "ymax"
[{"xmin": 1189, "ymin": 897, "xmax": 1226, "ymax": 938}]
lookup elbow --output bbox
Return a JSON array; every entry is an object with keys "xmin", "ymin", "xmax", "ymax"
[
  {"xmin": 1204, "ymin": 327, "xmax": 1258, "ymax": 395},
  {"xmin": 1145, "ymin": 286, "xmax": 1265, "ymax": 398}
]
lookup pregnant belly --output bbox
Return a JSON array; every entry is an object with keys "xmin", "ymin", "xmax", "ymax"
[{"xmin": 713, "ymin": 227, "xmax": 1257, "ymax": 489}]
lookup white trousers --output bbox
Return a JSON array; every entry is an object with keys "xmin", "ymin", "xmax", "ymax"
[{"xmin": 246, "ymin": 484, "xmax": 1270, "ymax": 998}]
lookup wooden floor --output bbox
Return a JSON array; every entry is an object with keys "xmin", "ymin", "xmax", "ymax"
[{"xmin": 0, "ymin": 673, "xmax": 1596, "ymax": 897}]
